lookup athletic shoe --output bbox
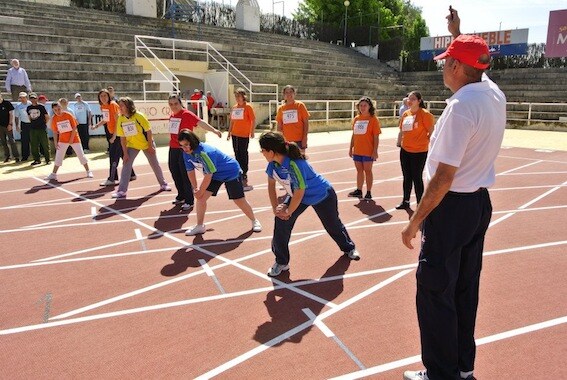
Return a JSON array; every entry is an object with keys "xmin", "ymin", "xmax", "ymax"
[
  {"xmin": 100, "ymin": 179, "xmax": 116, "ymax": 186},
  {"xmin": 243, "ymin": 185, "xmax": 254, "ymax": 192},
  {"xmin": 172, "ymin": 198, "xmax": 184, "ymax": 205},
  {"xmin": 30, "ymin": 160, "xmax": 41, "ymax": 166},
  {"xmin": 395, "ymin": 201, "xmax": 410, "ymax": 210},
  {"xmin": 185, "ymin": 224, "xmax": 206, "ymax": 236},
  {"xmin": 15, "ymin": 158, "xmax": 20, "ymax": 163},
  {"xmin": 344, "ymin": 249, "xmax": 360, "ymax": 261},
  {"xmin": 181, "ymin": 203, "xmax": 193, "ymax": 211},
  {"xmin": 160, "ymin": 183, "xmax": 172, "ymax": 191},
  {"xmin": 111, "ymin": 191, "xmax": 127, "ymax": 199},
  {"xmin": 86, "ymin": 171, "xmax": 94, "ymax": 178},
  {"xmin": 364, "ymin": 191, "xmax": 372, "ymax": 199},
  {"xmin": 348, "ymin": 189, "xmax": 362, "ymax": 198},
  {"xmin": 252, "ymin": 219, "xmax": 262, "ymax": 232},
  {"xmin": 84, "ymin": 149, "xmax": 90, "ymax": 154},
  {"xmin": 403, "ymin": 370, "xmax": 429, "ymax": 380},
  {"xmin": 45, "ymin": 160, "xmax": 50, "ymax": 165},
  {"xmin": 3, "ymin": 157, "xmax": 10, "ymax": 163},
  {"xmin": 130, "ymin": 175, "xmax": 137, "ymax": 181},
  {"xmin": 267, "ymin": 262, "xmax": 289, "ymax": 277},
  {"xmin": 45, "ymin": 173, "xmax": 57, "ymax": 181}
]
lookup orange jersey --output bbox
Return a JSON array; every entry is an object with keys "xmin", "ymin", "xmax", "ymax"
[
  {"xmin": 399, "ymin": 108, "xmax": 435, "ymax": 153},
  {"xmin": 230, "ymin": 103, "xmax": 255, "ymax": 138},
  {"xmin": 101, "ymin": 102, "xmax": 120, "ymax": 134},
  {"xmin": 276, "ymin": 101, "xmax": 310, "ymax": 142},
  {"xmin": 351, "ymin": 114, "xmax": 381, "ymax": 157},
  {"xmin": 51, "ymin": 111, "xmax": 79, "ymax": 144}
]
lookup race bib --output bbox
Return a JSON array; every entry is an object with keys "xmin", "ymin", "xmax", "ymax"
[
  {"xmin": 56, "ymin": 120, "xmax": 73, "ymax": 133},
  {"xmin": 169, "ymin": 118, "xmax": 181, "ymax": 134},
  {"xmin": 353, "ymin": 120, "xmax": 369, "ymax": 135},
  {"xmin": 273, "ymin": 171, "xmax": 293, "ymax": 196},
  {"xmin": 231, "ymin": 108, "xmax": 244, "ymax": 120},
  {"xmin": 192, "ymin": 160, "xmax": 204, "ymax": 173},
  {"xmin": 402, "ymin": 115, "xmax": 415, "ymax": 132},
  {"xmin": 282, "ymin": 109, "xmax": 299, "ymax": 124},
  {"xmin": 122, "ymin": 121, "xmax": 137, "ymax": 137},
  {"xmin": 102, "ymin": 109, "xmax": 110, "ymax": 122}
]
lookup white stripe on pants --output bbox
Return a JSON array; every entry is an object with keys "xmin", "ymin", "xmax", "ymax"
[
  {"xmin": 54, "ymin": 142, "xmax": 88, "ymax": 167},
  {"xmin": 118, "ymin": 147, "xmax": 166, "ymax": 193}
]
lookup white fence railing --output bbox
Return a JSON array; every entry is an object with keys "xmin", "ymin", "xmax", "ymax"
[
  {"xmin": 134, "ymin": 35, "xmax": 278, "ymax": 103},
  {"xmin": 135, "ymin": 36, "xmax": 181, "ymax": 100},
  {"xmin": 269, "ymin": 99, "xmax": 567, "ymax": 126}
]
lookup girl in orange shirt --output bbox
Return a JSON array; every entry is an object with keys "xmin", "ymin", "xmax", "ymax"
[
  {"xmin": 45, "ymin": 102, "xmax": 92, "ymax": 181},
  {"xmin": 227, "ymin": 87, "xmax": 255, "ymax": 190},
  {"xmin": 276, "ymin": 85, "xmax": 310, "ymax": 152},
  {"xmin": 348, "ymin": 97, "xmax": 381, "ymax": 199},
  {"xmin": 92, "ymin": 88, "xmax": 136, "ymax": 186},
  {"xmin": 396, "ymin": 91, "xmax": 435, "ymax": 209}
]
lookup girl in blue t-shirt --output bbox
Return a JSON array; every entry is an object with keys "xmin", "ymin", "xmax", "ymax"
[{"xmin": 259, "ymin": 131, "xmax": 359, "ymax": 277}]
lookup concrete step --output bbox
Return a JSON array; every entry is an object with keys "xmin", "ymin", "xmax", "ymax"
[
  {"xmin": 31, "ymin": 80, "xmax": 158, "ymax": 93},
  {"xmin": 18, "ymin": 60, "xmax": 145, "ymax": 74},
  {"xmin": 5, "ymin": 50, "xmax": 134, "ymax": 64},
  {"xmin": 1, "ymin": 39, "xmax": 133, "ymax": 57}
]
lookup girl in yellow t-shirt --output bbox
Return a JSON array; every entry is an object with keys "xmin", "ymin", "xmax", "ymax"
[
  {"xmin": 348, "ymin": 97, "xmax": 381, "ymax": 199},
  {"xmin": 276, "ymin": 85, "xmax": 310, "ymax": 151},
  {"xmin": 227, "ymin": 87, "xmax": 255, "ymax": 190},
  {"xmin": 111, "ymin": 97, "xmax": 171, "ymax": 199},
  {"xmin": 395, "ymin": 91, "xmax": 435, "ymax": 209}
]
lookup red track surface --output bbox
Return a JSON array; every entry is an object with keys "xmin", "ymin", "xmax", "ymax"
[{"xmin": 1, "ymin": 139, "xmax": 566, "ymax": 379}]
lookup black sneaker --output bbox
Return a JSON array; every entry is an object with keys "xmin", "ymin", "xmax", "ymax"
[
  {"xmin": 364, "ymin": 192, "xmax": 372, "ymax": 199},
  {"xmin": 348, "ymin": 189, "xmax": 363, "ymax": 198},
  {"xmin": 15, "ymin": 158, "xmax": 20, "ymax": 163},
  {"xmin": 3, "ymin": 157, "xmax": 10, "ymax": 163},
  {"xmin": 45, "ymin": 160, "xmax": 51, "ymax": 165},
  {"xmin": 30, "ymin": 160, "xmax": 41, "ymax": 166},
  {"xmin": 395, "ymin": 201, "xmax": 410, "ymax": 209}
]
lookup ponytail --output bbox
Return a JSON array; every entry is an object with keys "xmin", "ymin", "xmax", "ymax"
[{"xmin": 259, "ymin": 131, "xmax": 306, "ymax": 160}]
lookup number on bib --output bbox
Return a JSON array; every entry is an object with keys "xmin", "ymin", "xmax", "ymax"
[
  {"xmin": 102, "ymin": 109, "xmax": 110, "ymax": 122},
  {"xmin": 122, "ymin": 122, "xmax": 137, "ymax": 137},
  {"xmin": 231, "ymin": 108, "xmax": 244, "ymax": 120},
  {"xmin": 169, "ymin": 118, "xmax": 181, "ymax": 134},
  {"xmin": 402, "ymin": 115, "xmax": 415, "ymax": 132},
  {"xmin": 282, "ymin": 110, "xmax": 299, "ymax": 124},
  {"xmin": 56, "ymin": 120, "xmax": 73, "ymax": 133},
  {"xmin": 353, "ymin": 120, "xmax": 369, "ymax": 135}
]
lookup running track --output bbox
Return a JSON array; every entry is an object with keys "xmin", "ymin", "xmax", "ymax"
[{"xmin": 1, "ymin": 139, "xmax": 566, "ymax": 379}]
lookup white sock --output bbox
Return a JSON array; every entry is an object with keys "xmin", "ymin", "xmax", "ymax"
[{"xmin": 460, "ymin": 370, "xmax": 474, "ymax": 379}]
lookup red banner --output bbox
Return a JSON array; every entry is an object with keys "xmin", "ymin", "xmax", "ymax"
[{"xmin": 546, "ymin": 9, "xmax": 567, "ymax": 58}]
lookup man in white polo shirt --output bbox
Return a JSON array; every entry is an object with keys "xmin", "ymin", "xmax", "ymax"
[{"xmin": 402, "ymin": 8, "xmax": 506, "ymax": 380}]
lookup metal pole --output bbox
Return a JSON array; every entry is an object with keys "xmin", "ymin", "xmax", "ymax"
[{"xmin": 343, "ymin": 6, "xmax": 348, "ymax": 46}]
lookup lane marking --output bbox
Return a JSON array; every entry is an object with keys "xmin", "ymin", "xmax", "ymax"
[
  {"xmin": 199, "ymin": 259, "xmax": 225, "ymax": 294},
  {"xmin": 329, "ymin": 315, "xmax": 567, "ymax": 380},
  {"xmin": 519, "ymin": 180, "xmax": 567, "ymax": 210},
  {"xmin": 135, "ymin": 229, "xmax": 147, "ymax": 251},
  {"xmin": 303, "ymin": 308, "xmax": 366, "ymax": 370},
  {"xmin": 194, "ymin": 270, "xmax": 413, "ymax": 380},
  {"xmin": 496, "ymin": 160, "xmax": 543, "ymax": 175},
  {"xmin": 91, "ymin": 207, "xmax": 97, "ymax": 220}
]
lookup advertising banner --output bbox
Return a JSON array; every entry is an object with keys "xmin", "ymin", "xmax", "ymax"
[
  {"xmin": 545, "ymin": 9, "xmax": 567, "ymax": 58},
  {"xmin": 419, "ymin": 29, "xmax": 529, "ymax": 61}
]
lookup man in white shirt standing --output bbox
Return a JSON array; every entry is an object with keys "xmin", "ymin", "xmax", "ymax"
[
  {"xmin": 5, "ymin": 59, "xmax": 32, "ymax": 101},
  {"xmin": 402, "ymin": 8, "xmax": 506, "ymax": 380},
  {"xmin": 72, "ymin": 93, "xmax": 92, "ymax": 153}
]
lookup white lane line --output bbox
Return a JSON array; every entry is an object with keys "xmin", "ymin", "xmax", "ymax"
[
  {"xmin": 498, "ymin": 154, "xmax": 567, "ymax": 165},
  {"xmin": 31, "ymin": 237, "xmax": 144, "ymax": 263},
  {"xmin": 135, "ymin": 229, "xmax": 147, "ymax": 251},
  {"xmin": 329, "ymin": 315, "xmax": 567, "ymax": 380},
  {"xmin": 194, "ymin": 270, "xmax": 413, "ymax": 380},
  {"xmin": 1, "ymin": 240, "xmax": 563, "ymax": 335},
  {"xmin": 199, "ymin": 259, "xmax": 226, "ymax": 294},
  {"xmin": 519, "ymin": 180, "xmax": 567, "ymax": 210},
  {"xmin": 91, "ymin": 207, "xmax": 97, "ymax": 219},
  {"xmin": 496, "ymin": 160, "xmax": 543, "ymax": 175},
  {"xmin": 303, "ymin": 308, "xmax": 366, "ymax": 370}
]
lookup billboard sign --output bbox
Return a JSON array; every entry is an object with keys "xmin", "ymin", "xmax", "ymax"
[
  {"xmin": 545, "ymin": 9, "xmax": 567, "ymax": 58},
  {"xmin": 419, "ymin": 29, "xmax": 529, "ymax": 61}
]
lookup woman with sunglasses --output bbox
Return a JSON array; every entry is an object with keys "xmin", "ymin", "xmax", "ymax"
[{"xmin": 348, "ymin": 97, "xmax": 381, "ymax": 200}]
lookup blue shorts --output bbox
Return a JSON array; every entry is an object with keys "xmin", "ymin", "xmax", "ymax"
[{"xmin": 352, "ymin": 154, "xmax": 374, "ymax": 162}]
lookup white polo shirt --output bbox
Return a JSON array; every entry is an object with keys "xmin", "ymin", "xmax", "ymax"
[{"xmin": 426, "ymin": 75, "xmax": 506, "ymax": 193}]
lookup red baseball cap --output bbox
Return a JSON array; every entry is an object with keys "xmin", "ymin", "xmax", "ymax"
[
  {"xmin": 434, "ymin": 34, "xmax": 491, "ymax": 69},
  {"xmin": 38, "ymin": 94, "xmax": 48, "ymax": 101}
]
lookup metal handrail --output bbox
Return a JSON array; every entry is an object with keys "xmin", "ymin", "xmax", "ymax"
[
  {"xmin": 270, "ymin": 99, "xmax": 567, "ymax": 126},
  {"xmin": 135, "ymin": 36, "xmax": 181, "ymax": 100},
  {"xmin": 134, "ymin": 35, "xmax": 278, "ymax": 103}
]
